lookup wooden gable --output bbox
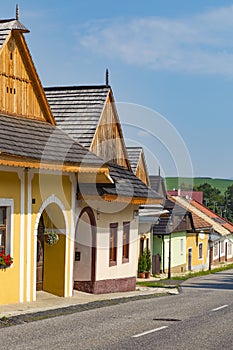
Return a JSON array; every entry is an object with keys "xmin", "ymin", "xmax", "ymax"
[
  {"xmin": 135, "ymin": 151, "xmax": 150, "ymax": 186},
  {"xmin": 90, "ymin": 90, "xmax": 131, "ymax": 170},
  {"xmin": 0, "ymin": 23, "xmax": 55, "ymax": 124}
]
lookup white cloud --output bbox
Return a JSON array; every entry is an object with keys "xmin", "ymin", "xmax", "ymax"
[{"xmin": 75, "ymin": 5, "xmax": 233, "ymax": 76}]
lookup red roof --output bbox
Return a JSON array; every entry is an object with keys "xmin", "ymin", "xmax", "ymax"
[
  {"xmin": 167, "ymin": 190, "xmax": 203, "ymax": 204},
  {"xmin": 190, "ymin": 200, "xmax": 233, "ymax": 233}
]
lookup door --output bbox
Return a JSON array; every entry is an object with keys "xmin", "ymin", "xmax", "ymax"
[
  {"xmin": 225, "ymin": 242, "xmax": 228, "ymax": 261},
  {"xmin": 36, "ymin": 216, "xmax": 45, "ymax": 291},
  {"xmin": 188, "ymin": 248, "xmax": 192, "ymax": 271},
  {"xmin": 152, "ymin": 254, "xmax": 161, "ymax": 274}
]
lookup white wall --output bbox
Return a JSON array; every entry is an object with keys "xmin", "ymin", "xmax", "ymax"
[{"xmin": 95, "ymin": 203, "xmax": 139, "ymax": 281}]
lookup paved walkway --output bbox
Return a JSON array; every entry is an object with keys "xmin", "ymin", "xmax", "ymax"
[{"xmin": 0, "ymin": 282, "xmax": 179, "ymax": 319}]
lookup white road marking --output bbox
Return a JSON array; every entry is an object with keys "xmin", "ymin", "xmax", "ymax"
[
  {"xmin": 132, "ymin": 326, "xmax": 168, "ymax": 338},
  {"xmin": 211, "ymin": 304, "xmax": 228, "ymax": 312}
]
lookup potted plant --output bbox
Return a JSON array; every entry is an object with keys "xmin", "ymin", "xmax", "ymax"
[
  {"xmin": 145, "ymin": 248, "xmax": 152, "ymax": 279},
  {"xmin": 0, "ymin": 251, "xmax": 13, "ymax": 268},
  {"xmin": 138, "ymin": 252, "xmax": 146, "ymax": 278},
  {"xmin": 45, "ymin": 230, "xmax": 59, "ymax": 246}
]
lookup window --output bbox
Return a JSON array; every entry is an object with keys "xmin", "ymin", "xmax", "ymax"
[
  {"xmin": 220, "ymin": 241, "xmax": 224, "ymax": 255},
  {"xmin": 228, "ymin": 242, "xmax": 232, "ymax": 256},
  {"xmin": 199, "ymin": 243, "xmax": 203, "ymax": 259},
  {"xmin": 109, "ymin": 223, "xmax": 118, "ymax": 266},
  {"xmin": 122, "ymin": 222, "xmax": 130, "ymax": 263},
  {"xmin": 140, "ymin": 238, "xmax": 144, "ymax": 256},
  {"xmin": 0, "ymin": 207, "xmax": 6, "ymax": 253},
  {"xmin": 180, "ymin": 238, "xmax": 184, "ymax": 255},
  {"xmin": 214, "ymin": 242, "xmax": 218, "ymax": 257}
]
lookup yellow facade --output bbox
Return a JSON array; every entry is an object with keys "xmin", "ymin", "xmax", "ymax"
[
  {"xmin": 0, "ymin": 167, "xmax": 75, "ymax": 305},
  {"xmin": 186, "ymin": 232, "xmax": 209, "ymax": 272},
  {"xmin": 0, "ymin": 169, "xmax": 21, "ymax": 304}
]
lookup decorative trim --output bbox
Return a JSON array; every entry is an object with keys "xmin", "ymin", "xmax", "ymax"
[
  {"xmin": 26, "ymin": 170, "xmax": 34, "ymax": 301},
  {"xmin": 17, "ymin": 169, "xmax": 25, "ymax": 302},
  {"xmin": 68, "ymin": 174, "xmax": 76, "ymax": 297},
  {"xmin": 0, "ymin": 199, "xmax": 14, "ymax": 257}
]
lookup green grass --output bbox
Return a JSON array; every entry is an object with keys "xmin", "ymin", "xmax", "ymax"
[
  {"xmin": 165, "ymin": 177, "xmax": 233, "ymax": 194},
  {"xmin": 136, "ymin": 263, "xmax": 233, "ymax": 288}
]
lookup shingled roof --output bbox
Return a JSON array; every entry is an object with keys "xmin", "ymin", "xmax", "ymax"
[
  {"xmin": 44, "ymin": 86, "xmax": 110, "ymax": 148},
  {"xmin": 126, "ymin": 147, "xmax": 142, "ymax": 173},
  {"xmin": 79, "ymin": 163, "xmax": 163, "ymax": 202},
  {"xmin": 0, "ymin": 114, "xmax": 103, "ymax": 166},
  {"xmin": 149, "ymin": 175, "xmax": 167, "ymax": 198},
  {"xmin": 0, "ymin": 19, "xmax": 29, "ymax": 49}
]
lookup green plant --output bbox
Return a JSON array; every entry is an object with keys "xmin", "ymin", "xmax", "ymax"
[
  {"xmin": 138, "ymin": 252, "xmax": 146, "ymax": 273},
  {"xmin": 46, "ymin": 231, "xmax": 59, "ymax": 246},
  {"xmin": 0, "ymin": 251, "xmax": 13, "ymax": 267},
  {"xmin": 145, "ymin": 248, "xmax": 152, "ymax": 272}
]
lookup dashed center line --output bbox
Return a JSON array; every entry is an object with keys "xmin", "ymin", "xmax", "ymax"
[
  {"xmin": 211, "ymin": 304, "xmax": 228, "ymax": 312},
  {"xmin": 132, "ymin": 326, "xmax": 168, "ymax": 338}
]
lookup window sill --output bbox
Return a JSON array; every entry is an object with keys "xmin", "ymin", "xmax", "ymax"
[
  {"xmin": 109, "ymin": 261, "xmax": 117, "ymax": 267},
  {"xmin": 122, "ymin": 258, "xmax": 129, "ymax": 264}
]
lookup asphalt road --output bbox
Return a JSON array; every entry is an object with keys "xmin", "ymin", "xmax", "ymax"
[{"xmin": 1, "ymin": 270, "xmax": 233, "ymax": 350}]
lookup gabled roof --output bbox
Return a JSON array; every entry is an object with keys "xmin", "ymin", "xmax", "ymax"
[
  {"xmin": 190, "ymin": 199, "xmax": 233, "ymax": 232},
  {"xmin": 0, "ymin": 113, "xmax": 103, "ymax": 168},
  {"xmin": 44, "ymin": 86, "xmax": 110, "ymax": 148},
  {"xmin": 0, "ymin": 19, "xmax": 29, "ymax": 49},
  {"xmin": 126, "ymin": 146, "xmax": 150, "ymax": 185},
  {"xmin": 126, "ymin": 147, "xmax": 143, "ymax": 173},
  {"xmin": 0, "ymin": 18, "xmax": 55, "ymax": 125},
  {"xmin": 172, "ymin": 196, "xmax": 232, "ymax": 236},
  {"xmin": 168, "ymin": 196, "xmax": 211, "ymax": 230},
  {"xmin": 150, "ymin": 175, "xmax": 167, "ymax": 198}
]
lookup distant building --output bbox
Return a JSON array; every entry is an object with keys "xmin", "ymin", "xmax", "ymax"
[{"xmin": 167, "ymin": 190, "xmax": 203, "ymax": 204}]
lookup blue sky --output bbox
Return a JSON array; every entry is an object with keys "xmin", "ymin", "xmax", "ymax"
[{"xmin": 2, "ymin": 1, "xmax": 233, "ymax": 179}]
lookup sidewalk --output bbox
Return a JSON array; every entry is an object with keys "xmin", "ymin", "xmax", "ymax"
[{"xmin": 0, "ymin": 280, "xmax": 179, "ymax": 319}]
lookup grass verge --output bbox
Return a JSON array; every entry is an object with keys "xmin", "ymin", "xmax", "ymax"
[{"xmin": 136, "ymin": 263, "xmax": 233, "ymax": 288}]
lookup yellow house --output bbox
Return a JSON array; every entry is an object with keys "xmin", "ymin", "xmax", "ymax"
[
  {"xmin": 0, "ymin": 11, "xmax": 162, "ymax": 305},
  {"xmin": 0, "ymin": 14, "xmax": 112, "ymax": 305},
  {"xmin": 172, "ymin": 197, "xmax": 212, "ymax": 272}
]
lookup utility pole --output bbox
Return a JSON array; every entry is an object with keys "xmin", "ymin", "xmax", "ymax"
[{"xmin": 168, "ymin": 232, "xmax": 171, "ymax": 279}]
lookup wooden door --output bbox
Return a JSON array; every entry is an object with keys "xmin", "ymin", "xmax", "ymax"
[
  {"xmin": 36, "ymin": 216, "xmax": 45, "ymax": 291},
  {"xmin": 225, "ymin": 242, "xmax": 228, "ymax": 261},
  {"xmin": 152, "ymin": 254, "xmax": 161, "ymax": 274}
]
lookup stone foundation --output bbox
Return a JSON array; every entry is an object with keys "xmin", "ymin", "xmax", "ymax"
[{"xmin": 74, "ymin": 276, "xmax": 136, "ymax": 294}]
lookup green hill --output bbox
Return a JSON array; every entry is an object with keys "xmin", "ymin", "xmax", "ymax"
[{"xmin": 165, "ymin": 177, "xmax": 233, "ymax": 195}]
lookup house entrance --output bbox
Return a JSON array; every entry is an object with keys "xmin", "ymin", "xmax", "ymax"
[
  {"xmin": 188, "ymin": 248, "xmax": 192, "ymax": 270},
  {"xmin": 36, "ymin": 202, "xmax": 66, "ymax": 296},
  {"xmin": 73, "ymin": 207, "xmax": 97, "ymax": 293}
]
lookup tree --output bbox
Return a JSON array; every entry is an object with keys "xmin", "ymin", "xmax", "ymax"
[
  {"xmin": 223, "ymin": 185, "xmax": 233, "ymax": 222},
  {"xmin": 194, "ymin": 183, "xmax": 224, "ymax": 214}
]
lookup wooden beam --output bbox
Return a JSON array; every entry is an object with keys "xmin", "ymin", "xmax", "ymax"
[{"xmin": 78, "ymin": 193, "xmax": 163, "ymax": 205}]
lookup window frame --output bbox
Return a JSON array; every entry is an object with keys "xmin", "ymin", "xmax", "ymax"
[
  {"xmin": 214, "ymin": 242, "xmax": 218, "ymax": 257},
  {"xmin": 109, "ymin": 223, "xmax": 118, "ymax": 266},
  {"xmin": 180, "ymin": 238, "xmax": 184, "ymax": 256},
  {"xmin": 0, "ymin": 199, "xmax": 14, "ymax": 257},
  {"xmin": 0, "ymin": 207, "xmax": 6, "ymax": 253},
  {"xmin": 220, "ymin": 241, "xmax": 224, "ymax": 255},
  {"xmin": 122, "ymin": 221, "xmax": 130, "ymax": 263},
  {"xmin": 228, "ymin": 242, "xmax": 232, "ymax": 256},
  {"xmin": 198, "ymin": 242, "xmax": 203, "ymax": 259}
]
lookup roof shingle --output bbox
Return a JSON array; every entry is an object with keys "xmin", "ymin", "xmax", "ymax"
[{"xmin": 44, "ymin": 86, "xmax": 110, "ymax": 148}]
